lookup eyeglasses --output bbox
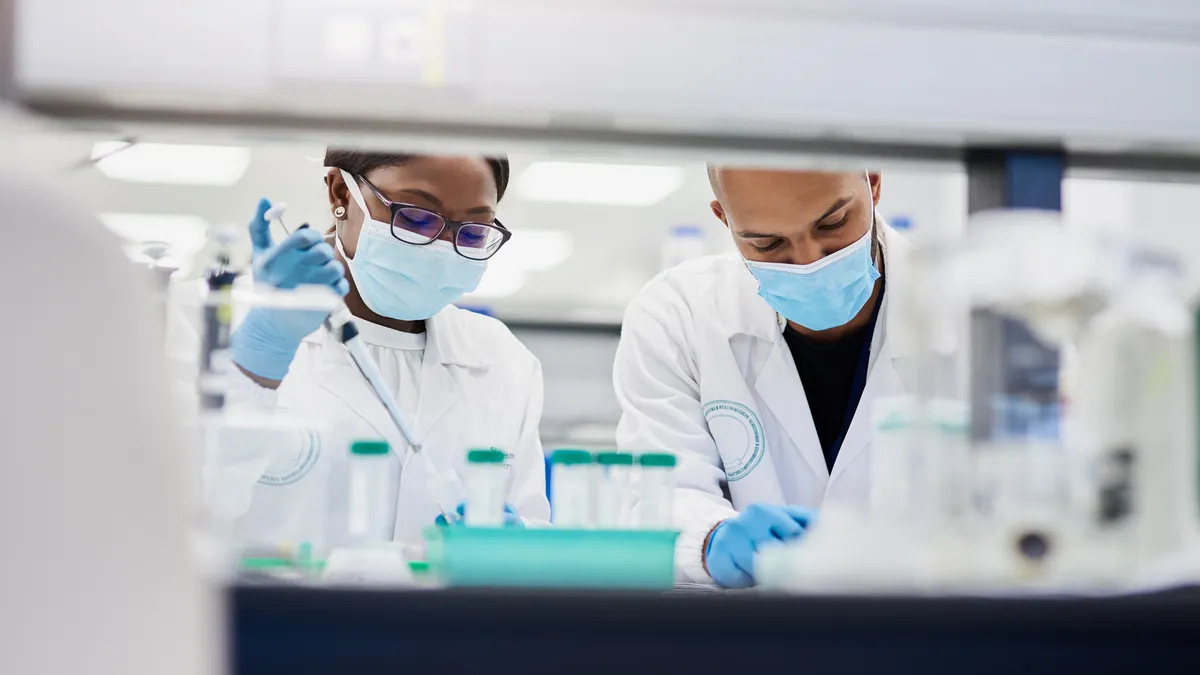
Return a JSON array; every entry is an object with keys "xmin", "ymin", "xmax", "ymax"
[{"xmin": 355, "ymin": 174, "xmax": 512, "ymax": 261}]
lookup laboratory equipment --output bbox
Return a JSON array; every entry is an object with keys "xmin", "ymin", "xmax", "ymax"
[
  {"xmin": 198, "ymin": 228, "xmax": 239, "ymax": 411},
  {"xmin": 322, "ymin": 439, "xmax": 414, "ymax": 586},
  {"xmin": 425, "ymin": 526, "xmax": 679, "ymax": 590},
  {"xmin": 869, "ymin": 396, "xmax": 971, "ymax": 522},
  {"xmin": 596, "ymin": 451, "xmax": 634, "ymax": 528},
  {"xmin": 551, "ymin": 449, "xmax": 595, "ymax": 527},
  {"xmin": 637, "ymin": 452, "xmax": 677, "ymax": 529},
  {"xmin": 346, "ymin": 440, "xmax": 400, "ymax": 545},
  {"xmin": 262, "ymin": 202, "xmax": 291, "ymax": 232},
  {"xmin": 759, "ymin": 211, "xmax": 1200, "ymax": 594},
  {"xmin": 464, "ymin": 448, "xmax": 508, "ymax": 527},
  {"xmin": 322, "ymin": 546, "xmax": 414, "ymax": 587},
  {"xmin": 1068, "ymin": 251, "xmax": 1198, "ymax": 580}
]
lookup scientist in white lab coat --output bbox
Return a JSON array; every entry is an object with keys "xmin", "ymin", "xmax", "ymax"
[
  {"xmin": 615, "ymin": 167, "xmax": 924, "ymax": 588},
  {"xmin": 210, "ymin": 150, "xmax": 550, "ymax": 550}
]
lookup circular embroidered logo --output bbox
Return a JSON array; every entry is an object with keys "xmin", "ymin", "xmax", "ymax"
[
  {"xmin": 702, "ymin": 399, "xmax": 765, "ymax": 481},
  {"xmin": 259, "ymin": 428, "xmax": 321, "ymax": 486}
]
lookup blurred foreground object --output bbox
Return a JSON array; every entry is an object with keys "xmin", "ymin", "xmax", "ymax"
[
  {"xmin": 0, "ymin": 126, "xmax": 216, "ymax": 674},
  {"xmin": 758, "ymin": 212, "xmax": 1200, "ymax": 594}
]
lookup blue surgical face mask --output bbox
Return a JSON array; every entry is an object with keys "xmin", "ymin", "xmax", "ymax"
[
  {"xmin": 336, "ymin": 170, "xmax": 486, "ymax": 320},
  {"xmin": 742, "ymin": 226, "xmax": 880, "ymax": 331}
]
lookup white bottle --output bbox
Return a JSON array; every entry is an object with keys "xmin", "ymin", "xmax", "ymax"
[
  {"xmin": 638, "ymin": 452, "xmax": 677, "ymax": 529},
  {"xmin": 596, "ymin": 451, "xmax": 635, "ymax": 528},
  {"xmin": 465, "ymin": 448, "xmax": 508, "ymax": 527},
  {"xmin": 346, "ymin": 440, "xmax": 400, "ymax": 545},
  {"xmin": 551, "ymin": 449, "xmax": 595, "ymax": 527}
]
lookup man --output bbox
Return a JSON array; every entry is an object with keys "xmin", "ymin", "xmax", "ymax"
[{"xmin": 615, "ymin": 167, "xmax": 918, "ymax": 588}]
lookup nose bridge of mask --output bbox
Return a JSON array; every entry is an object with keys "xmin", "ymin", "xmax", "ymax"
[{"xmin": 749, "ymin": 228, "xmax": 872, "ymax": 275}]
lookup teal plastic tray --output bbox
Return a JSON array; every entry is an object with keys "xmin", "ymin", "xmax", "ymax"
[{"xmin": 424, "ymin": 526, "xmax": 679, "ymax": 590}]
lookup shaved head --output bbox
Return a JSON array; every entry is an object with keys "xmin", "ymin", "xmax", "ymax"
[{"xmin": 708, "ymin": 165, "xmax": 882, "ymax": 266}]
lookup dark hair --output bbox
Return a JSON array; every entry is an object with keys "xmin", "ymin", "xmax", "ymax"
[{"xmin": 323, "ymin": 149, "xmax": 510, "ymax": 201}]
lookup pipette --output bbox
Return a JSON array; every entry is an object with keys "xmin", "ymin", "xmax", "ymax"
[
  {"xmin": 262, "ymin": 203, "xmax": 463, "ymax": 518},
  {"xmin": 263, "ymin": 202, "xmax": 292, "ymax": 234}
]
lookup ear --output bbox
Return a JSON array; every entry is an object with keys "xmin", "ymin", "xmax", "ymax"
[
  {"xmin": 326, "ymin": 168, "xmax": 351, "ymax": 220},
  {"xmin": 868, "ymin": 172, "xmax": 882, "ymax": 206},
  {"xmin": 710, "ymin": 199, "xmax": 729, "ymax": 229}
]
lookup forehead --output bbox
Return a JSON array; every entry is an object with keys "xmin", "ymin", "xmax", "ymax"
[
  {"xmin": 714, "ymin": 168, "xmax": 860, "ymax": 213},
  {"xmin": 365, "ymin": 156, "xmax": 496, "ymax": 203}
]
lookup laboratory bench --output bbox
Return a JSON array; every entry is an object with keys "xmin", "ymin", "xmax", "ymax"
[{"xmin": 232, "ymin": 584, "xmax": 1200, "ymax": 674}]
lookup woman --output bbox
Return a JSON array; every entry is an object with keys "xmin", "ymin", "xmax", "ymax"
[{"xmin": 209, "ymin": 150, "xmax": 549, "ymax": 551}]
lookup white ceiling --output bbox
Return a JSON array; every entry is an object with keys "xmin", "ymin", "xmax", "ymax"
[{"xmin": 14, "ymin": 129, "xmax": 975, "ymax": 322}]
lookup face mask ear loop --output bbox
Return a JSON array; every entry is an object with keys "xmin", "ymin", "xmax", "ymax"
[
  {"xmin": 865, "ymin": 171, "xmax": 883, "ymax": 264},
  {"xmin": 340, "ymin": 169, "xmax": 373, "ymax": 214},
  {"xmin": 337, "ymin": 169, "xmax": 379, "ymax": 261}
]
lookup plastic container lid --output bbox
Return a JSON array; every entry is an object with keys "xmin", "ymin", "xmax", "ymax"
[
  {"xmin": 350, "ymin": 440, "xmax": 390, "ymax": 456},
  {"xmin": 639, "ymin": 452, "xmax": 677, "ymax": 467},
  {"xmin": 467, "ymin": 448, "xmax": 506, "ymax": 464},
  {"xmin": 596, "ymin": 451, "xmax": 635, "ymax": 466},
  {"xmin": 670, "ymin": 224, "xmax": 704, "ymax": 238},
  {"xmin": 551, "ymin": 449, "xmax": 594, "ymax": 465}
]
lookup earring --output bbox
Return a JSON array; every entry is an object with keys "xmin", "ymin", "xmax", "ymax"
[{"xmin": 334, "ymin": 206, "xmax": 346, "ymax": 219}]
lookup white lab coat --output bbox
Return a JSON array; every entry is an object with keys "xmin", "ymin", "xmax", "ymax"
[
  {"xmin": 206, "ymin": 305, "xmax": 550, "ymax": 551},
  {"xmin": 614, "ymin": 223, "xmax": 944, "ymax": 583}
]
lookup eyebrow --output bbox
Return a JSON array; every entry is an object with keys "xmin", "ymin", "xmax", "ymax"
[
  {"xmin": 393, "ymin": 188, "xmax": 495, "ymax": 216},
  {"xmin": 737, "ymin": 196, "xmax": 855, "ymax": 238}
]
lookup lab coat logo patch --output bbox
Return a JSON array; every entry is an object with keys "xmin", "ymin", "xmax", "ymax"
[
  {"xmin": 702, "ymin": 400, "xmax": 764, "ymax": 481},
  {"xmin": 259, "ymin": 429, "xmax": 321, "ymax": 486}
]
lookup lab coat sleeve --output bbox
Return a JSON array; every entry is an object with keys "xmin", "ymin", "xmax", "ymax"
[
  {"xmin": 509, "ymin": 356, "xmax": 552, "ymax": 525},
  {"xmin": 614, "ymin": 291, "xmax": 737, "ymax": 584},
  {"xmin": 201, "ymin": 365, "xmax": 311, "ymax": 522}
]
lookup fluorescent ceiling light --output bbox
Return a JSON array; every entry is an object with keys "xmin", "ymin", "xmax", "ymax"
[
  {"xmin": 100, "ymin": 212, "xmax": 209, "ymax": 249},
  {"xmin": 497, "ymin": 230, "xmax": 573, "ymax": 272},
  {"xmin": 102, "ymin": 213, "xmax": 211, "ymax": 270},
  {"xmin": 462, "ymin": 230, "xmax": 574, "ymax": 299},
  {"xmin": 514, "ymin": 162, "xmax": 684, "ymax": 206},
  {"xmin": 466, "ymin": 265, "xmax": 528, "ymax": 299},
  {"xmin": 91, "ymin": 142, "xmax": 251, "ymax": 186}
]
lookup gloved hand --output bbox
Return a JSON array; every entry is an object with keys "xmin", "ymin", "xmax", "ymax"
[
  {"xmin": 434, "ymin": 501, "xmax": 523, "ymax": 527},
  {"xmin": 704, "ymin": 503, "xmax": 816, "ymax": 589},
  {"xmin": 230, "ymin": 198, "xmax": 349, "ymax": 380}
]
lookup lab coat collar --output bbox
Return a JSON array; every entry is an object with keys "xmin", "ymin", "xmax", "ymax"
[
  {"xmin": 300, "ymin": 306, "xmax": 491, "ymax": 369},
  {"xmin": 425, "ymin": 307, "xmax": 491, "ymax": 369},
  {"xmin": 305, "ymin": 305, "xmax": 488, "ymax": 449}
]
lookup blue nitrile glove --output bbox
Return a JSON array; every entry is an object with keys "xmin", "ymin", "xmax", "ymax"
[
  {"xmin": 435, "ymin": 501, "xmax": 523, "ymax": 527},
  {"xmin": 230, "ymin": 198, "xmax": 349, "ymax": 380},
  {"xmin": 704, "ymin": 503, "xmax": 816, "ymax": 589}
]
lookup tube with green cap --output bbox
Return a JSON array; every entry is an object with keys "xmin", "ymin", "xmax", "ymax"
[
  {"xmin": 465, "ymin": 448, "xmax": 508, "ymax": 526},
  {"xmin": 551, "ymin": 449, "xmax": 595, "ymax": 527},
  {"xmin": 596, "ymin": 451, "xmax": 635, "ymax": 528},
  {"xmin": 638, "ymin": 452, "xmax": 677, "ymax": 529},
  {"xmin": 347, "ymin": 439, "xmax": 399, "ymax": 544}
]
